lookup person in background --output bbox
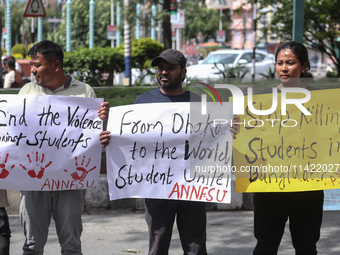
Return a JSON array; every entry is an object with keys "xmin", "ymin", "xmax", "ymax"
[
  {"xmin": 1, "ymin": 55, "xmax": 24, "ymax": 87},
  {"xmin": 4, "ymin": 58, "xmax": 24, "ymax": 88},
  {"xmin": 252, "ymin": 41, "xmax": 323, "ymax": 255},
  {"xmin": 0, "ymin": 190, "xmax": 10, "ymax": 255},
  {"xmin": 18, "ymin": 40, "xmax": 109, "ymax": 255},
  {"xmin": 2, "ymin": 56, "xmax": 23, "ymax": 75},
  {"xmin": 1, "ymin": 56, "xmax": 9, "ymax": 77}
]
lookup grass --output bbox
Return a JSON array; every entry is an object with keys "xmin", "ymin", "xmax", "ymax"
[
  {"xmin": 94, "ymin": 86, "xmax": 158, "ymax": 106},
  {"xmin": 0, "ymin": 90, "xmax": 21, "ymax": 94},
  {"xmin": 0, "ymin": 86, "xmax": 158, "ymax": 107}
]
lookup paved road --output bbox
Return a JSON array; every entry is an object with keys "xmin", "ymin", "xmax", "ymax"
[{"xmin": 8, "ymin": 209, "xmax": 340, "ymax": 255}]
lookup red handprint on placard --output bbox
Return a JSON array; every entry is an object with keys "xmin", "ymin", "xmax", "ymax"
[
  {"xmin": 20, "ymin": 152, "xmax": 52, "ymax": 179},
  {"xmin": 70, "ymin": 156, "xmax": 97, "ymax": 181},
  {"xmin": 0, "ymin": 153, "xmax": 15, "ymax": 179}
]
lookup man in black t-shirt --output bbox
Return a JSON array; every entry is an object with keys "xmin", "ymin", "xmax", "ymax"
[
  {"xmin": 101, "ymin": 49, "xmax": 237, "ymax": 255},
  {"xmin": 134, "ymin": 49, "xmax": 207, "ymax": 255},
  {"xmin": 103, "ymin": 49, "xmax": 207, "ymax": 255}
]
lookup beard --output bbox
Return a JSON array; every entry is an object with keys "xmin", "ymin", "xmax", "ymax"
[{"xmin": 157, "ymin": 72, "xmax": 182, "ymax": 91}]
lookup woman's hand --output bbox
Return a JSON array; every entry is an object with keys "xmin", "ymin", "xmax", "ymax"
[{"xmin": 229, "ymin": 115, "xmax": 240, "ymax": 139}]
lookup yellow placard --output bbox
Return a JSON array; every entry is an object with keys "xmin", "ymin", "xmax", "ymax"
[{"xmin": 234, "ymin": 88, "xmax": 340, "ymax": 192}]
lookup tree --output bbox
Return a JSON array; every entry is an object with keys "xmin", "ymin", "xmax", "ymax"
[
  {"xmin": 183, "ymin": 1, "xmax": 231, "ymax": 43},
  {"xmin": 1, "ymin": 1, "xmax": 26, "ymax": 48},
  {"xmin": 162, "ymin": 0, "xmax": 171, "ymax": 49},
  {"xmin": 20, "ymin": 18, "xmax": 33, "ymax": 50},
  {"xmin": 254, "ymin": 0, "xmax": 340, "ymax": 76},
  {"xmin": 147, "ymin": 0, "xmax": 171, "ymax": 49},
  {"xmin": 48, "ymin": 0, "xmax": 112, "ymax": 51},
  {"xmin": 117, "ymin": 38, "xmax": 164, "ymax": 85},
  {"xmin": 64, "ymin": 46, "xmax": 125, "ymax": 86},
  {"xmin": 11, "ymin": 1, "xmax": 26, "ymax": 44},
  {"xmin": 0, "ymin": 0, "xmax": 55, "ymax": 52}
]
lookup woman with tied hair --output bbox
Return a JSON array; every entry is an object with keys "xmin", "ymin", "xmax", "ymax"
[{"xmin": 253, "ymin": 41, "xmax": 324, "ymax": 255}]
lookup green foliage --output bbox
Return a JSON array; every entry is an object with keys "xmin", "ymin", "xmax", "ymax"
[
  {"xmin": 117, "ymin": 38, "xmax": 164, "ymax": 85},
  {"xmin": 0, "ymin": 1, "xmax": 56, "ymax": 50},
  {"xmin": 0, "ymin": 0, "xmax": 54, "ymax": 49},
  {"xmin": 259, "ymin": 66, "xmax": 276, "ymax": 79},
  {"xmin": 46, "ymin": 0, "xmax": 172, "ymax": 52},
  {"xmin": 3, "ymin": 1, "xmax": 25, "ymax": 47},
  {"xmin": 213, "ymin": 63, "xmax": 249, "ymax": 79},
  {"xmin": 48, "ymin": 0, "xmax": 112, "ymax": 51},
  {"xmin": 182, "ymin": 1, "xmax": 231, "ymax": 42},
  {"xmin": 64, "ymin": 46, "xmax": 124, "ymax": 86},
  {"xmin": 20, "ymin": 19, "xmax": 32, "ymax": 48},
  {"xmin": 94, "ymin": 86, "xmax": 158, "ymax": 107},
  {"xmin": 327, "ymin": 68, "xmax": 338, "ymax": 78},
  {"xmin": 131, "ymin": 38, "xmax": 164, "ymax": 70},
  {"xmin": 11, "ymin": 44, "xmax": 26, "ymax": 57},
  {"xmin": 11, "ymin": 53, "xmax": 24, "ymax": 60},
  {"xmin": 254, "ymin": 0, "xmax": 340, "ymax": 77}
]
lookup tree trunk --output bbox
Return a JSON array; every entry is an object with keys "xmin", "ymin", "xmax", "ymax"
[{"xmin": 163, "ymin": 0, "xmax": 172, "ymax": 49}]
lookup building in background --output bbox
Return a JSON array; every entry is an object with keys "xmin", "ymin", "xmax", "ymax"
[
  {"xmin": 230, "ymin": 0, "xmax": 280, "ymax": 53},
  {"xmin": 256, "ymin": 4, "xmax": 280, "ymax": 54},
  {"xmin": 230, "ymin": 0, "xmax": 253, "ymax": 50}
]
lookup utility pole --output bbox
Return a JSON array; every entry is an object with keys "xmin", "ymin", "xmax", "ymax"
[
  {"xmin": 136, "ymin": 3, "xmax": 140, "ymax": 40},
  {"xmin": 6, "ymin": 0, "xmax": 11, "ymax": 55},
  {"xmin": 151, "ymin": 5, "xmax": 156, "ymax": 40},
  {"xmin": 89, "ymin": 0, "xmax": 97, "ymax": 49},
  {"xmin": 37, "ymin": 17, "xmax": 43, "ymax": 42},
  {"xmin": 252, "ymin": 0, "xmax": 257, "ymax": 85},
  {"xmin": 116, "ymin": 1, "xmax": 121, "ymax": 46},
  {"xmin": 66, "ymin": 0, "xmax": 74, "ymax": 52},
  {"xmin": 292, "ymin": 0, "xmax": 304, "ymax": 43},
  {"xmin": 123, "ymin": 0, "xmax": 131, "ymax": 86},
  {"xmin": 111, "ymin": 0, "xmax": 114, "ymax": 48}
]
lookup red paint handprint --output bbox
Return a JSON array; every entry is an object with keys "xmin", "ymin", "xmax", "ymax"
[
  {"xmin": 0, "ymin": 153, "xmax": 15, "ymax": 179},
  {"xmin": 70, "ymin": 156, "xmax": 97, "ymax": 181},
  {"xmin": 20, "ymin": 152, "xmax": 52, "ymax": 179}
]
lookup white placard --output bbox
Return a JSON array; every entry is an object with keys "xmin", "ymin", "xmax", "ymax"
[
  {"xmin": 0, "ymin": 95, "xmax": 103, "ymax": 191},
  {"xmin": 106, "ymin": 102, "xmax": 233, "ymax": 203}
]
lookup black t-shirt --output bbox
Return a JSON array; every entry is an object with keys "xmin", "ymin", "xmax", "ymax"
[{"xmin": 134, "ymin": 88, "xmax": 200, "ymax": 104}]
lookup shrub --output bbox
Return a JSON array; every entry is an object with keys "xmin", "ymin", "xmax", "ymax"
[
  {"xmin": 12, "ymin": 44, "xmax": 26, "ymax": 57},
  {"xmin": 117, "ymin": 38, "xmax": 164, "ymax": 85},
  {"xmin": 12, "ymin": 53, "xmax": 24, "ymax": 60},
  {"xmin": 64, "ymin": 46, "xmax": 125, "ymax": 86}
]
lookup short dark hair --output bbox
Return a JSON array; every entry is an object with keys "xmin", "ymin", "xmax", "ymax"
[
  {"xmin": 28, "ymin": 40, "xmax": 64, "ymax": 67},
  {"xmin": 275, "ymin": 41, "xmax": 310, "ymax": 77},
  {"xmin": 6, "ymin": 58, "xmax": 15, "ymax": 69}
]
